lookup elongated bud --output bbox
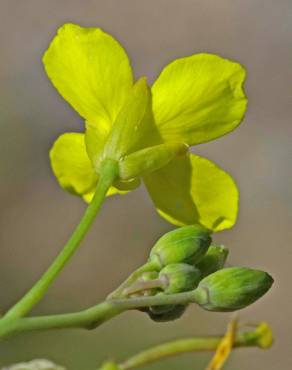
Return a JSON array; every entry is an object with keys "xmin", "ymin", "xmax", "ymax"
[
  {"xmin": 159, "ymin": 263, "xmax": 201, "ymax": 294},
  {"xmin": 193, "ymin": 267, "xmax": 273, "ymax": 312},
  {"xmin": 119, "ymin": 142, "xmax": 188, "ymax": 180},
  {"xmin": 148, "ymin": 304, "xmax": 187, "ymax": 322},
  {"xmin": 149, "ymin": 225, "xmax": 211, "ymax": 269},
  {"xmin": 196, "ymin": 244, "xmax": 229, "ymax": 277}
]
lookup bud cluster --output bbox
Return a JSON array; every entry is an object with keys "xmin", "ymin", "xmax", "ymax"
[{"xmin": 122, "ymin": 224, "xmax": 273, "ymax": 322}]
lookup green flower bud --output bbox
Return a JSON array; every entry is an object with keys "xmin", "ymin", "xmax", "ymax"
[
  {"xmin": 196, "ymin": 244, "xmax": 229, "ymax": 277},
  {"xmin": 147, "ymin": 304, "xmax": 187, "ymax": 322},
  {"xmin": 193, "ymin": 267, "xmax": 273, "ymax": 312},
  {"xmin": 159, "ymin": 263, "xmax": 201, "ymax": 294},
  {"xmin": 144, "ymin": 264, "xmax": 200, "ymax": 320},
  {"xmin": 149, "ymin": 225, "xmax": 211, "ymax": 269}
]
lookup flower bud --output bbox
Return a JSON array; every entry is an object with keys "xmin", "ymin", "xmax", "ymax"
[
  {"xmin": 196, "ymin": 244, "xmax": 229, "ymax": 277},
  {"xmin": 144, "ymin": 264, "xmax": 200, "ymax": 320},
  {"xmin": 159, "ymin": 263, "xmax": 201, "ymax": 294},
  {"xmin": 149, "ymin": 225, "xmax": 211, "ymax": 269},
  {"xmin": 193, "ymin": 267, "xmax": 273, "ymax": 312},
  {"xmin": 148, "ymin": 304, "xmax": 187, "ymax": 322}
]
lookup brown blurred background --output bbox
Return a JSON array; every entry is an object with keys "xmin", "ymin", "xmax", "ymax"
[{"xmin": 0, "ymin": 1, "xmax": 291, "ymax": 369}]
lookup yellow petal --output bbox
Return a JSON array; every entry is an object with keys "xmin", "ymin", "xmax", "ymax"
[
  {"xmin": 144, "ymin": 153, "xmax": 239, "ymax": 231},
  {"xmin": 50, "ymin": 132, "xmax": 120, "ymax": 200},
  {"xmin": 43, "ymin": 23, "xmax": 133, "ymax": 138},
  {"xmin": 152, "ymin": 53, "xmax": 247, "ymax": 145}
]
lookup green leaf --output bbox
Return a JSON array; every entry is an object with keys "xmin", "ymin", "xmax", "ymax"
[
  {"xmin": 50, "ymin": 133, "xmax": 120, "ymax": 201},
  {"xmin": 152, "ymin": 53, "xmax": 247, "ymax": 146},
  {"xmin": 144, "ymin": 153, "xmax": 239, "ymax": 231},
  {"xmin": 43, "ymin": 23, "xmax": 133, "ymax": 140}
]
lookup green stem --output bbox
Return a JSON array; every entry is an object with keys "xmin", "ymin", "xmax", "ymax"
[
  {"xmin": 4, "ymin": 158, "xmax": 118, "ymax": 320},
  {"xmin": 0, "ymin": 291, "xmax": 197, "ymax": 338},
  {"xmin": 118, "ymin": 323, "xmax": 271, "ymax": 370}
]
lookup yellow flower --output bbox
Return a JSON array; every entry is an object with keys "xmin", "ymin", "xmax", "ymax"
[{"xmin": 45, "ymin": 24, "xmax": 247, "ymax": 232}]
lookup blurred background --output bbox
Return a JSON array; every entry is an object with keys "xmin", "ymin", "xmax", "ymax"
[{"xmin": 0, "ymin": 0, "xmax": 291, "ymax": 369}]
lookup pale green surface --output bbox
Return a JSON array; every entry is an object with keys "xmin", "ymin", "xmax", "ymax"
[
  {"xmin": 144, "ymin": 153, "xmax": 238, "ymax": 231},
  {"xmin": 152, "ymin": 53, "xmax": 247, "ymax": 146}
]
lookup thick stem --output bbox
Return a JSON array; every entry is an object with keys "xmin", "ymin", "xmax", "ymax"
[
  {"xmin": 3, "ymin": 159, "xmax": 118, "ymax": 320},
  {"xmin": 0, "ymin": 291, "xmax": 197, "ymax": 339}
]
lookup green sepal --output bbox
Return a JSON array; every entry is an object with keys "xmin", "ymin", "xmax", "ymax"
[
  {"xmin": 101, "ymin": 77, "xmax": 159, "ymax": 163},
  {"xmin": 195, "ymin": 244, "xmax": 229, "ymax": 277},
  {"xmin": 119, "ymin": 142, "xmax": 188, "ymax": 180}
]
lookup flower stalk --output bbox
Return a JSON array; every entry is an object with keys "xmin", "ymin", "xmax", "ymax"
[{"xmin": 2, "ymin": 158, "xmax": 119, "ymax": 321}]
